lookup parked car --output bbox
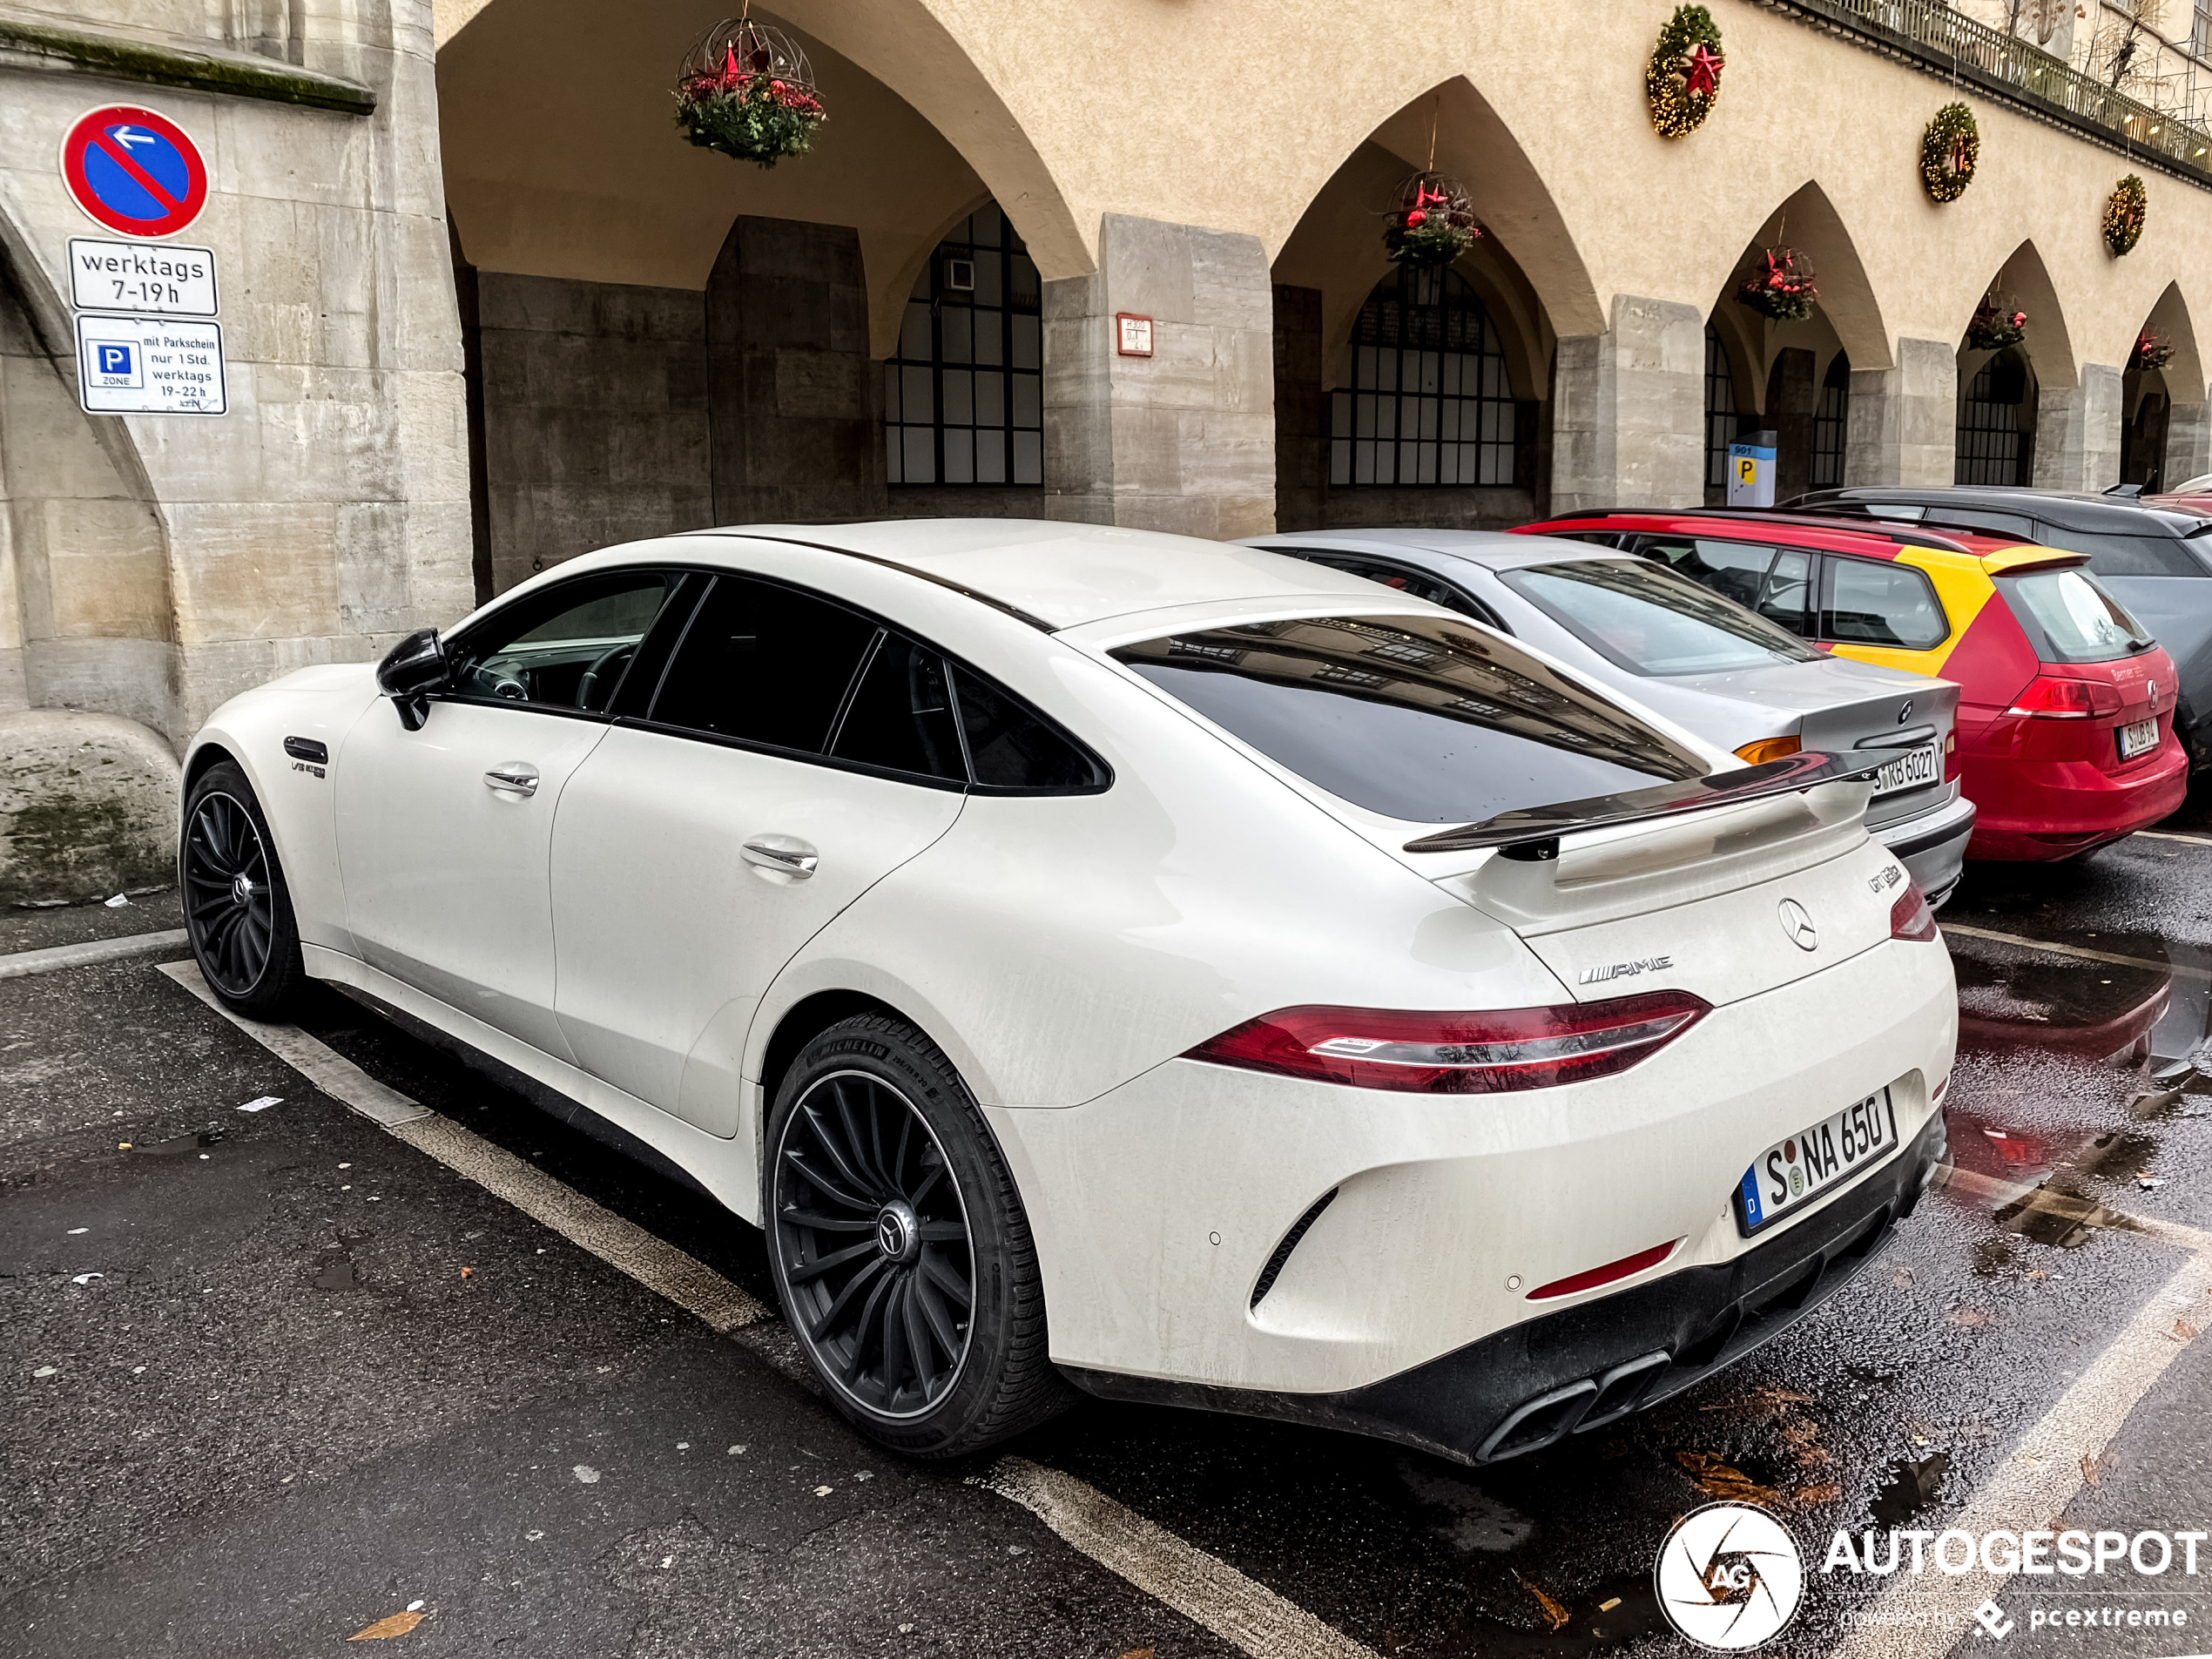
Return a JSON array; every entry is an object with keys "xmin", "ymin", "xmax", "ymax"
[
  {"xmin": 1790, "ymin": 485, "xmax": 2212, "ymax": 766},
  {"xmin": 1517, "ymin": 509, "xmax": 2187, "ymax": 862},
  {"xmin": 179, "ymin": 519, "xmax": 1956, "ymax": 1467},
  {"xmin": 1242, "ymin": 529, "xmax": 1973, "ymax": 905}
]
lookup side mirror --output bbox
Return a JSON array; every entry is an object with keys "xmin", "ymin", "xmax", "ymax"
[{"xmin": 377, "ymin": 628, "xmax": 448, "ymax": 730}]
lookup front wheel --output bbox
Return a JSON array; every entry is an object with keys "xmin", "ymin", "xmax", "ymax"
[
  {"xmin": 179, "ymin": 760, "xmax": 307, "ymax": 1018},
  {"xmin": 765, "ymin": 1013, "xmax": 1070, "ymax": 1458}
]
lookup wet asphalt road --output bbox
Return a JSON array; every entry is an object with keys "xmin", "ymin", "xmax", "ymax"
[{"xmin": 8, "ymin": 827, "xmax": 2212, "ymax": 1657}]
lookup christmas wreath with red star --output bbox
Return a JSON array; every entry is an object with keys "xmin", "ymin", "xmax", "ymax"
[{"xmin": 1647, "ymin": 6, "xmax": 1725, "ymax": 138}]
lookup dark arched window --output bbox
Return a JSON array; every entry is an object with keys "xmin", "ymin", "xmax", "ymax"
[
  {"xmin": 1811, "ymin": 352, "xmax": 1850, "ymax": 488},
  {"xmin": 1703, "ymin": 326, "xmax": 1738, "ymax": 491},
  {"xmin": 1330, "ymin": 267, "xmax": 1515, "ymax": 487},
  {"xmin": 1957, "ymin": 350, "xmax": 2033, "ymax": 486},
  {"xmin": 884, "ymin": 204, "xmax": 1042, "ymax": 486}
]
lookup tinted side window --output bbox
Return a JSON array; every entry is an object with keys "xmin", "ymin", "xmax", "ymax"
[
  {"xmin": 2032, "ymin": 526, "xmax": 2202, "ymax": 577},
  {"xmin": 829, "ymin": 635, "xmax": 965, "ymax": 782},
  {"xmin": 1302, "ymin": 555, "xmax": 1489, "ymax": 622},
  {"xmin": 448, "ymin": 570, "xmax": 684, "ymax": 713},
  {"xmin": 954, "ymin": 670, "xmax": 1108, "ymax": 792},
  {"xmin": 1818, "ymin": 557, "xmax": 1948, "ymax": 650},
  {"xmin": 649, "ymin": 575, "xmax": 877, "ymax": 752}
]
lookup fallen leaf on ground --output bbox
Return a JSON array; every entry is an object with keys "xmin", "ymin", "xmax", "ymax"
[
  {"xmin": 348, "ymin": 1611, "xmax": 423, "ymax": 1641},
  {"xmin": 1794, "ymin": 1482, "xmax": 1843, "ymax": 1505},
  {"xmin": 1890, "ymin": 1265, "xmax": 1916, "ymax": 1290},
  {"xmin": 2177, "ymin": 1319, "xmax": 2201, "ymax": 1341},
  {"xmin": 2081, "ymin": 1454, "xmax": 2107, "ymax": 1487},
  {"xmin": 1947, "ymin": 1307, "xmax": 1993, "ymax": 1327},
  {"xmin": 1779, "ymin": 1420, "xmax": 1819, "ymax": 1447},
  {"xmin": 1116, "ymin": 1649, "xmax": 1157, "ymax": 1659},
  {"xmin": 1513, "ymin": 1570, "xmax": 1570, "ymax": 1631},
  {"xmin": 459, "ymin": 1266, "xmax": 474, "ymax": 1279},
  {"xmin": 1675, "ymin": 1452, "xmax": 1777, "ymax": 1505}
]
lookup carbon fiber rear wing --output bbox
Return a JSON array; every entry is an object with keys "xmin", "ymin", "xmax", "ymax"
[{"xmin": 1402, "ymin": 748, "xmax": 1915, "ymax": 857}]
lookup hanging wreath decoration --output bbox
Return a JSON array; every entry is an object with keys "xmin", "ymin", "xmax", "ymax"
[
  {"xmin": 1735, "ymin": 247, "xmax": 1817, "ymax": 323},
  {"xmin": 1646, "ymin": 5, "xmax": 1725, "ymax": 138},
  {"xmin": 673, "ymin": 12, "xmax": 826, "ymax": 168},
  {"xmin": 1919, "ymin": 103, "xmax": 1979, "ymax": 203},
  {"xmin": 2103, "ymin": 174, "xmax": 2148, "ymax": 256},
  {"xmin": 1966, "ymin": 294, "xmax": 2028, "ymax": 351},
  {"xmin": 2133, "ymin": 330, "xmax": 2176, "ymax": 372},
  {"xmin": 1384, "ymin": 172, "xmax": 1480, "ymax": 267}
]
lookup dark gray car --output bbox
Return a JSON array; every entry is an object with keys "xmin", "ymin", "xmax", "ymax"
[
  {"xmin": 1789, "ymin": 485, "xmax": 2212, "ymax": 765},
  {"xmin": 1242, "ymin": 529, "xmax": 1974, "ymax": 904}
]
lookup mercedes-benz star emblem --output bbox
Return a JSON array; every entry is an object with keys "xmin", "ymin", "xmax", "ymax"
[
  {"xmin": 874, "ymin": 1197, "xmax": 920, "ymax": 1264},
  {"xmin": 1777, "ymin": 898, "xmax": 1818, "ymax": 952},
  {"xmin": 1897, "ymin": 698, "xmax": 1914, "ymax": 724}
]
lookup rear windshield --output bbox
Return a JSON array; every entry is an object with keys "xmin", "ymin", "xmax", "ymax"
[
  {"xmin": 2028, "ymin": 527, "xmax": 2202, "ymax": 577},
  {"xmin": 1998, "ymin": 569, "xmax": 2155, "ymax": 664},
  {"xmin": 1111, "ymin": 615, "xmax": 1704, "ymax": 824},
  {"xmin": 1501, "ymin": 558, "xmax": 1822, "ymax": 676}
]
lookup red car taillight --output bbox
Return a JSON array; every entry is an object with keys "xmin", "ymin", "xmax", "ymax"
[
  {"xmin": 1890, "ymin": 880, "xmax": 1939, "ymax": 942},
  {"xmin": 1183, "ymin": 991, "xmax": 1710, "ymax": 1094},
  {"xmin": 2003, "ymin": 675, "xmax": 2123, "ymax": 719}
]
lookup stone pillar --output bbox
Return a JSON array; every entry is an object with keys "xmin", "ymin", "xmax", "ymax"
[
  {"xmin": 1765, "ymin": 347, "xmax": 1817, "ymax": 503},
  {"xmin": 2168, "ymin": 398, "xmax": 2212, "ymax": 487},
  {"xmin": 1548, "ymin": 295, "xmax": 1704, "ymax": 512},
  {"xmin": 1272, "ymin": 285, "xmax": 1325, "ymax": 533},
  {"xmin": 1042, "ymin": 214, "xmax": 1275, "ymax": 538},
  {"xmin": 1844, "ymin": 338, "xmax": 1957, "ymax": 487},
  {"xmin": 705, "ymin": 217, "xmax": 884, "ymax": 524},
  {"xmin": 2033, "ymin": 364, "xmax": 2125, "ymax": 492}
]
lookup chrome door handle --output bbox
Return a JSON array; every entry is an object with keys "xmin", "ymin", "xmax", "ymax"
[
  {"xmin": 483, "ymin": 762, "xmax": 540, "ymax": 797},
  {"xmin": 742, "ymin": 835, "xmax": 819, "ymax": 878}
]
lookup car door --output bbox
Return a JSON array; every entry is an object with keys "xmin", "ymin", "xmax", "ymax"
[
  {"xmin": 550, "ymin": 571, "xmax": 970, "ymax": 1134},
  {"xmin": 334, "ymin": 568, "xmax": 692, "ymax": 1057}
]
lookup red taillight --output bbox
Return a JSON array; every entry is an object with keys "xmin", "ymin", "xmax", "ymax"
[
  {"xmin": 1183, "ymin": 991, "xmax": 1710, "ymax": 1094},
  {"xmin": 2003, "ymin": 674, "xmax": 2123, "ymax": 719},
  {"xmin": 1891, "ymin": 880, "xmax": 1939, "ymax": 942}
]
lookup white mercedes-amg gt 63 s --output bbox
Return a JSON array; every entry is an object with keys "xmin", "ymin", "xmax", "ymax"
[{"xmin": 180, "ymin": 520, "xmax": 1957, "ymax": 1465}]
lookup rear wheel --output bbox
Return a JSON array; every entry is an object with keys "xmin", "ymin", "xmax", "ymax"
[
  {"xmin": 765, "ymin": 1013, "xmax": 1070, "ymax": 1457},
  {"xmin": 179, "ymin": 761, "xmax": 307, "ymax": 1018}
]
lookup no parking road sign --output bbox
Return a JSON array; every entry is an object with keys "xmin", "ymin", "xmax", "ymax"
[{"xmin": 61, "ymin": 106, "xmax": 208, "ymax": 239}]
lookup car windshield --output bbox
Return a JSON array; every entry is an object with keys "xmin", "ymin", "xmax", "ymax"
[
  {"xmin": 1501, "ymin": 558, "xmax": 1822, "ymax": 676},
  {"xmin": 1999, "ymin": 569, "xmax": 2155, "ymax": 664},
  {"xmin": 1111, "ymin": 614, "xmax": 1705, "ymax": 824}
]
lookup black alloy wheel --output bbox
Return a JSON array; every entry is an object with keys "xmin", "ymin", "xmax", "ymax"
[
  {"xmin": 180, "ymin": 761, "xmax": 306, "ymax": 1017},
  {"xmin": 775, "ymin": 1070, "xmax": 976, "ymax": 1417},
  {"xmin": 765, "ymin": 1014, "xmax": 1070, "ymax": 1457}
]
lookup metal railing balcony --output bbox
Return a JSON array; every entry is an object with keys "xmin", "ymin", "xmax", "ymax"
[{"xmin": 1755, "ymin": 0, "xmax": 2212, "ymax": 188}]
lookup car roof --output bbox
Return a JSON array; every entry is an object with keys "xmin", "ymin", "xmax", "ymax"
[
  {"xmin": 1523, "ymin": 508, "xmax": 2035, "ymax": 564},
  {"xmin": 1796, "ymin": 485, "xmax": 2212, "ymax": 536},
  {"xmin": 680, "ymin": 519, "xmax": 1399, "ymax": 630},
  {"xmin": 1239, "ymin": 528, "xmax": 1594, "ymax": 574}
]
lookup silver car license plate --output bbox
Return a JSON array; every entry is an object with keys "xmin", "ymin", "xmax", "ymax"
[
  {"xmin": 1734, "ymin": 1089, "xmax": 1897, "ymax": 1235},
  {"xmin": 1872, "ymin": 742, "xmax": 1940, "ymax": 796},
  {"xmin": 2118, "ymin": 717, "xmax": 2159, "ymax": 760}
]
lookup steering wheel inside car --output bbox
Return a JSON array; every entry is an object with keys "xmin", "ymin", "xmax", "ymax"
[{"xmin": 577, "ymin": 643, "xmax": 637, "ymax": 711}]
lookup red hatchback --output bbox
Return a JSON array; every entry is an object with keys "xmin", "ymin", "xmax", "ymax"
[{"xmin": 1515, "ymin": 510, "xmax": 2187, "ymax": 861}]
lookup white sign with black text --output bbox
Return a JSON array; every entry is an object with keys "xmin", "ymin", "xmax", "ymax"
[
  {"xmin": 67, "ymin": 237, "xmax": 218, "ymax": 317},
  {"xmin": 74, "ymin": 314, "xmax": 226, "ymax": 415}
]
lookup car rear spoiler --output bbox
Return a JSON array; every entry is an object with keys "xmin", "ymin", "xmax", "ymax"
[{"xmin": 1402, "ymin": 748, "xmax": 1916, "ymax": 857}]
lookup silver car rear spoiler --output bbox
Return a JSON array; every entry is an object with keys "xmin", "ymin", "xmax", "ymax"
[{"xmin": 1403, "ymin": 748, "xmax": 1917, "ymax": 858}]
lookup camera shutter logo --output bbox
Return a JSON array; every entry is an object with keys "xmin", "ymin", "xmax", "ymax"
[{"xmin": 1655, "ymin": 1501, "xmax": 1804, "ymax": 1651}]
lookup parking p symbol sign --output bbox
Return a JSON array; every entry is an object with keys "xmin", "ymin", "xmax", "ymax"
[{"xmin": 97, "ymin": 343, "xmax": 134, "ymax": 377}]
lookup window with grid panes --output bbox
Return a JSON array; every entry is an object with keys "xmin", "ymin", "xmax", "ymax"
[
  {"xmin": 1329, "ymin": 266, "xmax": 1516, "ymax": 488},
  {"xmin": 1811, "ymin": 351, "xmax": 1850, "ymax": 488},
  {"xmin": 1703, "ymin": 327, "xmax": 1738, "ymax": 491},
  {"xmin": 1956, "ymin": 352, "xmax": 2030, "ymax": 486},
  {"xmin": 883, "ymin": 203, "xmax": 1042, "ymax": 486}
]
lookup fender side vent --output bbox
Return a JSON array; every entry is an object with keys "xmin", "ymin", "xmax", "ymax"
[{"xmin": 1249, "ymin": 1187, "xmax": 1339, "ymax": 1308}]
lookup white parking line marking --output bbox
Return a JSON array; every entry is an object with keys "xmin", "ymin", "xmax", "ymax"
[
  {"xmin": 1941, "ymin": 922, "xmax": 2212, "ymax": 981},
  {"xmin": 1830, "ymin": 1248, "xmax": 2212, "ymax": 1659},
  {"xmin": 2137, "ymin": 829, "xmax": 2212, "ymax": 846},
  {"xmin": 0, "ymin": 928, "xmax": 188, "ymax": 980},
  {"xmin": 981, "ymin": 1457, "xmax": 1379, "ymax": 1659},
  {"xmin": 156, "ymin": 961, "xmax": 770, "ymax": 1332}
]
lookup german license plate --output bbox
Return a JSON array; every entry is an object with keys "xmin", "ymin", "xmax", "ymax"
[
  {"xmin": 2118, "ymin": 717, "xmax": 2159, "ymax": 760},
  {"xmin": 1734, "ymin": 1089, "xmax": 1897, "ymax": 1236},
  {"xmin": 1871, "ymin": 742, "xmax": 1940, "ymax": 796}
]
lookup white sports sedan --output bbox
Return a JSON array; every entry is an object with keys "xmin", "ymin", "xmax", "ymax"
[{"xmin": 180, "ymin": 520, "xmax": 1958, "ymax": 1465}]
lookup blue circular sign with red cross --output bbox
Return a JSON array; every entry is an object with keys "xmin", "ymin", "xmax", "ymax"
[{"xmin": 60, "ymin": 106, "xmax": 208, "ymax": 239}]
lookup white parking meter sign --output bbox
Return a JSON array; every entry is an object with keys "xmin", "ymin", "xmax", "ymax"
[{"xmin": 74, "ymin": 314, "xmax": 226, "ymax": 415}]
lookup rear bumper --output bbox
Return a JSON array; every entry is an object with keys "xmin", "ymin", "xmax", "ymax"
[
  {"xmin": 1963, "ymin": 745, "xmax": 2188, "ymax": 861},
  {"xmin": 1874, "ymin": 790, "xmax": 1975, "ymax": 906},
  {"xmin": 1065, "ymin": 1106, "xmax": 1949, "ymax": 1466}
]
